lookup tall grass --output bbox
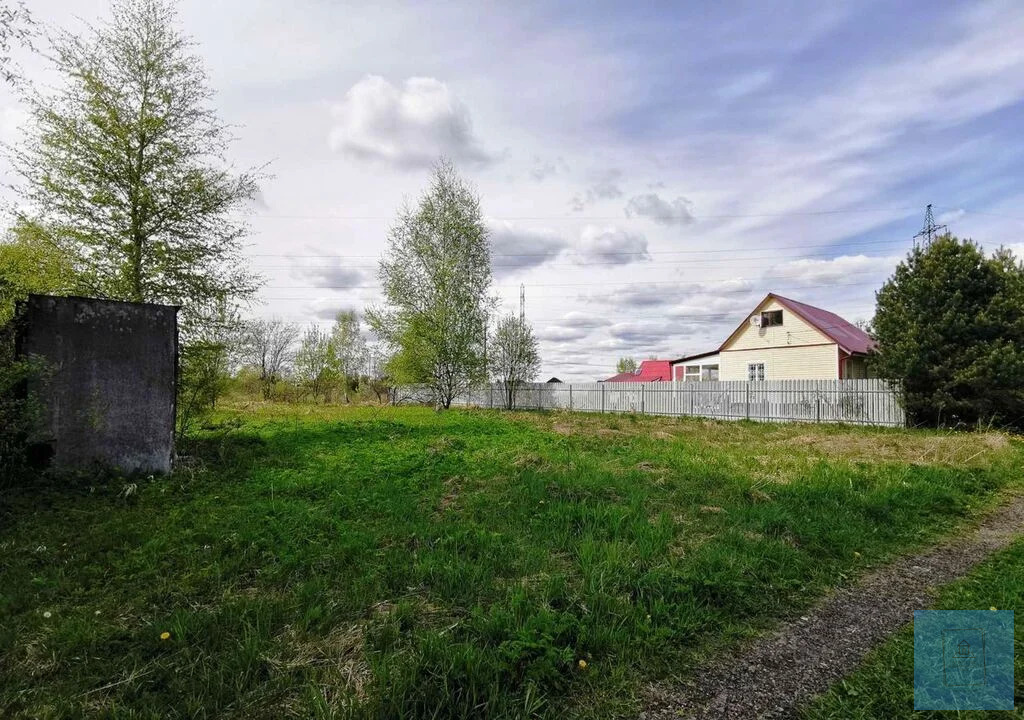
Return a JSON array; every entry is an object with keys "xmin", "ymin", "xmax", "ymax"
[{"xmin": 1, "ymin": 405, "xmax": 1019, "ymax": 718}]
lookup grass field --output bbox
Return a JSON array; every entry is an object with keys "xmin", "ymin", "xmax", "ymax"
[
  {"xmin": 802, "ymin": 538, "xmax": 1024, "ymax": 719},
  {"xmin": 1, "ymin": 404, "xmax": 1021, "ymax": 719}
]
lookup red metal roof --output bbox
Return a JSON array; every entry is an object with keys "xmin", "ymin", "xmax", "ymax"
[
  {"xmin": 602, "ymin": 359, "xmax": 672, "ymax": 382},
  {"xmin": 769, "ymin": 294, "xmax": 877, "ymax": 355}
]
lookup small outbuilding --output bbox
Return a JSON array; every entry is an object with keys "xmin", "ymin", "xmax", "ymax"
[{"xmin": 16, "ymin": 295, "xmax": 178, "ymax": 474}]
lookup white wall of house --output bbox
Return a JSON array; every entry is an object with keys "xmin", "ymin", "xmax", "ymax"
[
  {"xmin": 671, "ymin": 353, "xmax": 721, "ymax": 381},
  {"xmin": 719, "ymin": 344, "xmax": 839, "ymax": 380}
]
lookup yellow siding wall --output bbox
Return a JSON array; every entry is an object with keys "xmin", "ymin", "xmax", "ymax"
[
  {"xmin": 844, "ymin": 356, "xmax": 871, "ymax": 379},
  {"xmin": 720, "ymin": 344, "xmax": 839, "ymax": 380},
  {"xmin": 723, "ymin": 297, "xmax": 832, "ymax": 351}
]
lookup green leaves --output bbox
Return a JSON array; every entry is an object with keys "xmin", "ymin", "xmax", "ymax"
[
  {"xmin": 5, "ymin": 0, "xmax": 263, "ymax": 339},
  {"xmin": 368, "ymin": 159, "xmax": 496, "ymax": 407},
  {"xmin": 871, "ymin": 236, "xmax": 1024, "ymax": 428}
]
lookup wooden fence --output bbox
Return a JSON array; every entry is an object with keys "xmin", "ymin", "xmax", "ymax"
[{"xmin": 397, "ymin": 379, "xmax": 906, "ymax": 427}]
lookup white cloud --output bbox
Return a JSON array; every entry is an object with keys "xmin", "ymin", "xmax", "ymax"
[
  {"xmin": 624, "ymin": 193, "xmax": 695, "ymax": 226},
  {"xmin": 575, "ymin": 225, "xmax": 649, "ymax": 264},
  {"xmin": 938, "ymin": 208, "xmax": 966, "ymax": 224},
  {"xmin": 307, "ymin": 298, "xmax": 356, "ymax": 321},
  {"xmin": 535, "ymin": 325, "xmax": 590, "ymax": 342},
  {"xmin": 487, "ymin": 220, "xmax": 568, "ymax": 276},
  {"xmin": 767, "ymin": 254, "xmax": 900, "ymax": 286},
  {"xmin": 569, "ymin": 168, "xmax": 624, "ymax": 210},
  {"xmin": 716, "ymin": 69, "xmax": 774, "ymax": 101},
  {"xmin": 529, "ymin": 155, "xmax": 568, "ymax": 181},
  {"xmin": 328, "ymin": 75, "xmax": 494, "ymax": 169},
  {"xmin": 292, "ymin": 260, "xmax": 364, "ymax": 289}
]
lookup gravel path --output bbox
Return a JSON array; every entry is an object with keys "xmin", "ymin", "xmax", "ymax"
[{"xmin": 641, "ymin": 494, "xmax": 1024, "ymax": 720}]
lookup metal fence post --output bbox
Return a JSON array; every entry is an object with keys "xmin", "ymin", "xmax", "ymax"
[
  {"xmin": 601, "ymin": 383, "xmax": 605, "ymax": 413},
  {"xmin": 816, "ymin": 392, "xmax": 821, "ymax": 423},
  {"xmin": 569, "ymin": 384, "xmax": 573, "ymax": 411},
  {"xmin": 641, "ymin": 384, "xmax": 645, "ymax": 415},
  {"xmin": 745, "ymin": 383, "xmax": 750, "ymax": 420}
]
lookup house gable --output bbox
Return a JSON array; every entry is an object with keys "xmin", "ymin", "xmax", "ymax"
[{"xmin": 719, "ymin": 295, "xmax": 834, "ymax": 352}]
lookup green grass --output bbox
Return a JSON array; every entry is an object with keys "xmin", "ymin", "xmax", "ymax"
[
  {"xmin": 1, "ymin": 404, "xmax": 1021, "ymax": 719},
  {"xmin": 802, "ymin": 538, "xmax": 1024, "ymax": 719}
]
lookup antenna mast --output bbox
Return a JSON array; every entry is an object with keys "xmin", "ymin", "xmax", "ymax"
[{"xmin": 913, "ymin": 204, "xmax": 947, "ymax": 250}]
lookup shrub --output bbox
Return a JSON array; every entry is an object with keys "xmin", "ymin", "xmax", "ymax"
[{"xmin": 0, "ymin": 325, "xmax": 48, "ymax": 482}]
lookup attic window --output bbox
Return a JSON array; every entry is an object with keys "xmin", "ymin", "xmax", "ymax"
[{"xmin": 760, "ymin": 310, "xmax": 783, "ymax": 327}]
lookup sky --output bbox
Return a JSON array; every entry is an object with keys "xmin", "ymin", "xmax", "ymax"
[{"xmin": 3, "ymin": 0, "xmax": 1024, "ymax": 380}]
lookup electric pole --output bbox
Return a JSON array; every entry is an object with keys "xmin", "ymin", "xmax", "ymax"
[{"xmin": 913, "ymin": 204, "xmax": 947, "ymax": 250}]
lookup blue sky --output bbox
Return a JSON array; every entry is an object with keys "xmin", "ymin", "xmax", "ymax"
[{"xmin": 3, "ymin": 0, "xmax": 1024, "ymax": 379}]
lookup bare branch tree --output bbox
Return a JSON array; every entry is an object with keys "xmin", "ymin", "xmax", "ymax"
[{"xmin": 241, "ymin": 318, "xmax": 300, "ymax": 399}]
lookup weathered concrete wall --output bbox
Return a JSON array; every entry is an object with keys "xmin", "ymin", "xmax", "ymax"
[{"xmin": 16, "ymin": 295, "xmax": 178, "ymax": 474}]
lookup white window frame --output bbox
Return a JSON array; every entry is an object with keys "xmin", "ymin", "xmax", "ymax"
[{"xmin": 748, "ymin": 362, "xmax": 765, "ymax": 382}]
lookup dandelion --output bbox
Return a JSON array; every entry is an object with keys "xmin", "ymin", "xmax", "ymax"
[
  {"xmin": 42, "ymin": 611, "xmax": 52, "ymax": 619},
  {"xmin": 853, "ymin": 551, "xmax": 861, "ymax": 558},
  {"xmin": 577, "ymin": 659, "xmax": 587, "ymax": 669},
  {"xmin": 94, "ymin": 610, "xmax": 101, "ymax": 616},
  {"xmin": 160, "ymin": 631, "xmax": 171, "ymax": 640},
  {"xmin": 990, "ymin": 606, "xmax": 998, "ymax": 611}
]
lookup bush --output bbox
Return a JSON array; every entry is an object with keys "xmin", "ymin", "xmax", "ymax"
[
  {"xmin": 0, "ymin": 326, "xmax": 47, "ymax": 482},
  {"xmin": 177, "ymin": 340, "xmax": 231, "ymax": 439}
]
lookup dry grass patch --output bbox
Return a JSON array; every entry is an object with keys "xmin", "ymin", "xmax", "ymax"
[{"xmin": 778, "ymin": 430, "xmax": 1011, "ymax": 467}]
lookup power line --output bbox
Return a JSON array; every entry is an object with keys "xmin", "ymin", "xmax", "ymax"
[
  {"xmin": 238, "ymin": 205, "xmax": 920, "ymax": 222},
  {"xmin": 246, "ymin": 236, "xmax": 905, "ymax": 259},
  {"xmin": 259, "ymin": 267, "xmax": 893, "ymax": 292},
  {"xmin": 257, "ymin": 277, "xmax": 887, "ymax": 300}
]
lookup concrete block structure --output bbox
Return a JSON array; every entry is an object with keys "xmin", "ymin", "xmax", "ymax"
[{"xmin": 16, "ymin": 295, "xmax": 178, "ymax": 473}]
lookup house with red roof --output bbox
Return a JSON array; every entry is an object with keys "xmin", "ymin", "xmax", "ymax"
[
  {"xmin": 671, "ymin": 293, "xmax": 876, "ymax": 381},
  {"xmin": 602, "ymin": 359, "xmax": 672, "ymax": 383}
]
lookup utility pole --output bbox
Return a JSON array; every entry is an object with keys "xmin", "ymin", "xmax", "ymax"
[
  {"xmin": 913, "ymin": 204, "xmax": 947, "ymax": 250},
  {"xmin": 519, "ymin": 283, "xmax": 526, "ymax": 323}
]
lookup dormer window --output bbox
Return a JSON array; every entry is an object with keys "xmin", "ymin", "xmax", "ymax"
[{"xmin": 760, "ymin": 310, "xmax": 783, "ymax": 327}]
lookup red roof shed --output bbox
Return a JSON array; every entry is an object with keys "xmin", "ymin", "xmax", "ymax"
[{"xmin": 602, "ymin": 359, "xmax": 672, "ymax": 382}]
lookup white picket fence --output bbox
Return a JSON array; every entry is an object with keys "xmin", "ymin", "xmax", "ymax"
[{"xmin": 396, "ymin": 379, "xmax": 906, "ymax": 427}]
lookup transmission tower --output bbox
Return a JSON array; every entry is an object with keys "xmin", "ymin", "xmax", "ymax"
[{"xmin": 913, "ymin": 204, "xmax": 947, "ymax": 250}]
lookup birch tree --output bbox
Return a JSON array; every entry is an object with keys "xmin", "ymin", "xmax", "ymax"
[
  {"xmin": 331, "ymin": 310, "xmax": 366, "ymax": 403},
  {"xmin": 490, "ymin": 314, "xmax": 540, "ymax": 409},
  {"xmin": 367, "ymin": 160, "xmax": 495, "ymax": 409},
  {"xmin": 5, "ymin": 0, "xmax": 262, "ymax": 336},
  {"xmin": 294, "ymin": 325, "xmax": 337, "ymax": 402},
  {"xmin": 0, "ymin": 2, "xmax": 32, "ymax": 85}
]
